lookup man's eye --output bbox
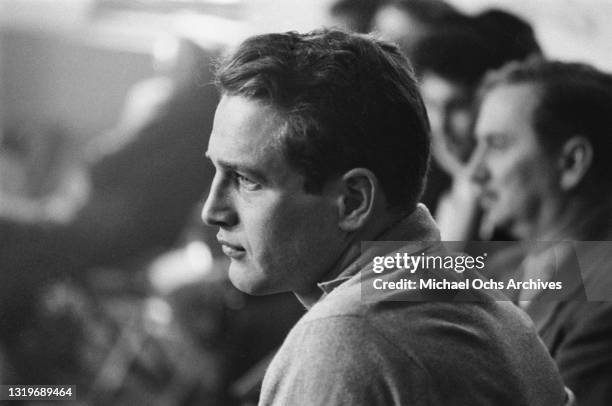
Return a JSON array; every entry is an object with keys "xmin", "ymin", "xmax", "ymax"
[
  {"xmin": 487, "ymin": 136, "xmax": 510, "ymax": 150},
  {"xmin": 236, "ymin": 173, "xmax": 260, "ymax": 190}
]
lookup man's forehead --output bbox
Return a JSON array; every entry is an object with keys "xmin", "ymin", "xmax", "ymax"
[
  {"xmin": 205, "ymin": 95, "xmax": 297, "ymax": 180},
  {"xmin": 476, "ymin": 83, "xmax": 540, "ymax": 136},
  {"xmin": 483, "ymin": 83, "xmax": 540, "ymax": 112},
  {"xmin": 207, "ymin": 95, "xmax": 285, "ymax": 156},
  {"xmin": 422, "ymin": 73, "xmax": 470, "ymax": 101}
]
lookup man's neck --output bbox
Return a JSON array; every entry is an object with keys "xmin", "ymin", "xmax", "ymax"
[
  {"xmin": 531, "ymin": 196, "xmax": 611, "ymax": 241},
  {"xmin": 293, "ymin": 209, "xmax": 409, "ymax": 309}
]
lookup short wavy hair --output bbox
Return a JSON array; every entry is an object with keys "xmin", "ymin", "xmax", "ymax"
[{"xmin": 215, "ymin": 29, "xmax": 430, "ymax": 212}]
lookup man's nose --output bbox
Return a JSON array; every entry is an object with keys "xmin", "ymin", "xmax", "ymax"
[
  {"xmin": 467, "ymin": 149, "xmax": 490, "ymax": 186},
  {"xmin": 201, "ymin": 175, "xmax": 238, "ymax": 228}
]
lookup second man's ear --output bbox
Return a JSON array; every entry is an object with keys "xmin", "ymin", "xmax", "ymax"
[
  {"xmin": 337, "ymin": 168, "xmax": 378, "ymax": 232},
  {"xmin": 558, "ymin": 136, "xmax": 593, "ymax": 191}
]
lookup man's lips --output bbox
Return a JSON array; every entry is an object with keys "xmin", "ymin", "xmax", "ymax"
[
  {"xmin": 479, "ymin": 190, "xmax": 497, "ymax": 208},
  {"xmin": 217, "ymin": 237, "xmax": 246, "ymax": 258}
]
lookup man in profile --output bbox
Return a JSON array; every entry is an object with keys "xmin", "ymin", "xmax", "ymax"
[
  {"xmin": 202, "ymin": 29, "xmax": 568, "ymax": 405},
  {"xmin": 469, "ymin": 58, "xmax": 612, "ymax": 405}
]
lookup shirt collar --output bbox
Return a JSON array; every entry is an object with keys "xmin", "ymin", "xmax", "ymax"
[{"xmin": 317, "ymin": 204, "xmax": 440, "ymax": 296}]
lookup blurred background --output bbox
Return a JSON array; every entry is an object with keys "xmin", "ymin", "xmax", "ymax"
[
  {"xmin": 1, "ymin": 0, "xmax": 612, "ymax": 220},
  {"xmin": 1, "ymin": 0, "xmax": 611, "ymax": 405}
]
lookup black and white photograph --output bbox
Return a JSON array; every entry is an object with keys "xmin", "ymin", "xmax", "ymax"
[{"xmin": 1, "ymin": 0, "xmax": 612, "ymax": 404}]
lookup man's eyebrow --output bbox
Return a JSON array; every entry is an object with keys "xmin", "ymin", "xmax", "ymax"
[
  {"xmin": 476, "ymin": 131, "xmax": 503, "ymax": 139},
  {"xmin": 208, "ymin": 155, "xmax": 267, "ymax": 180},
  {"xmin": 484, "ymin": 131, "xmax": 511, "ymax": 139}
]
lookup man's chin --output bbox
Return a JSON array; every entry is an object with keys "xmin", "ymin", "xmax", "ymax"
[
  {"xmin": 228, "ymin": 265, "xmax": 276, "ymax": 296},
  {"xmin": 482, "ymin": 209, "xmax": 524, "ymax": 239},
  {"xmin": 481, "ymin": 209, "xmax": 510, "ymax": 237}
]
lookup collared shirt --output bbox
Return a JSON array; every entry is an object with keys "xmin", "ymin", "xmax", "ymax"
[{"xmin": 317, "ymin": 204, "xmax": 440, "ymax": 297}]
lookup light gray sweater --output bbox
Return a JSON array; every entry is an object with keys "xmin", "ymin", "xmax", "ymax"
[{"xmin": 259, "ymin": 206, "xmax": 566, "ymax": 405}]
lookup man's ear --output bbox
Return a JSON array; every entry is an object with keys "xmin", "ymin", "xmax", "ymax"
[
  {"xmin": 336, "ymin": 168, "xmax": 378, "ymax": 232},
  {"xmin": 558, "ymin": 136, "xmax": 593, "ymax": 191}
]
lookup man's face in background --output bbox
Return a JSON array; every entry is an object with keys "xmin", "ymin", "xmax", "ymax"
[
  {"xmin": 469, "ymin": 83, "xmax": 563, "ymax": 239},
  {"xmin": 420, "ymin": 72, "xmax": 475, "ymax": 172}
]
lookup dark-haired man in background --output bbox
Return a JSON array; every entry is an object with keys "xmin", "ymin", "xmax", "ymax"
[
  {"xmin": 202, "ymin": 29, "xmax": 568, "ymax": 405},
  {"xmin": 470, "ymin": 58, "xmax": 612, "ymax": 405},
  {"xmin": 409, "ymin": 11, "xmax": 541, "ymax": 238},
  {"xmin": 372, "ymin": 0, "xmax": 466, "ymax": 57}
]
